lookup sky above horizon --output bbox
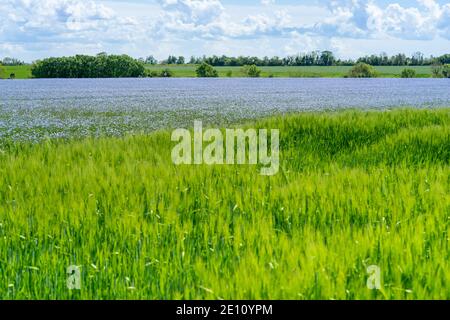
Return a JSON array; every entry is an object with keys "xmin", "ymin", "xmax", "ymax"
[{"xmin": 1, "ymin": 0, "xmax": 449, "ymax": 62}]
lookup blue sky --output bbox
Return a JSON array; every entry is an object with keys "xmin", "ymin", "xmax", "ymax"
[{"xmin": 1, "ymin": 0, "xmax": 449, "ymax": 62}]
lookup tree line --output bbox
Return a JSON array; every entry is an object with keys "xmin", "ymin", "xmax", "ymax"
[
  {"xmin": 157, "ymin": 52, "xmax": 450, "ymax": 67},
  {"xmin": 3, "ymin": 51, "xmax": 450, "ymax": 68},
  {"xmin": 2, "ymin": 51, "xmax": 450, "ymax": 79},
  {"xmin": 194, "ymin": 61, "xmax": 450, "ymax": 78},
  {"xmin": 0, "ymin": 57, "xmax": 25, "ymax": 66}
]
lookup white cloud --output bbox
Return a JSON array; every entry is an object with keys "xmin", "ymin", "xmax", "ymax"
[
  {"xmin": 152, "ymin": 0, "xmax": 292, "ymax": 40},
  {"xmin": 367, "ymin": 2, "xmax": 436, "ymax": 39},
  {"xmin": 0, "ymin": 0, "xmax": 140, "ymax": 46},
  {"xmin": 284, "ymin": 32, "xmax": 328, "ymax": 55},
  {"xmin": 159, "ymin": 0, "xmax": 224, "ymax": 26},
  {"xmin": 313, "ymin": 0, "xmax": 450, "ymax": 40},
  {"xmin": 435, "ymin": 3, "xmax": 450, "ymax": 39},
  {"xmin": 0, "ymin": 0, "xmax": 449, "ymax": 61},
  {"xmin": 152, "ymin": 0, "xmax": 450, "ymax": 44},
  {"xmin": 229, "ymin": 10, "xmax": 292, "ymax": 38},
  {"xmin": 0, "ymin": 43, "xmax": 25, "ymax": 56},
  {"xmin": 261, "ymin": 0, "xmax": 275, "ymax": 5}
]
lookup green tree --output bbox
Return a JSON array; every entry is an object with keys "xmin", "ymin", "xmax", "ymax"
[
  {"xmin": 196, "ymin": 62, "xmax": 218, "ymax": 77},
  {"xmin": 401, "ymin": 68, "xmax": 416, "ymax": 78},
  {"xmin": 320, "ymin": 51, "xmax": 335, "ymax": 66},
  {"xmin": 242, "ymin": 64, "xmax": 261, "ymax": 77},
  {"xmin": 31, "ymin": 54, "xmax": 146, "ymax": 78},
  {"xmin": 347, "ymin": 62, "xmax": 377, "ymax": 78},
  {"xmin": 177, "ymin": 56, "xmax": 185, "ymax": 64},
  {"xmin": 145, "ymin": 55, "xmax": 158, "ymax": 65},
  {"xmin": 166, "ymin": 56, "xmax": 178, "ymax": 64},
  {"xmin": 1, "ymin": 57, "xmax": 25, "ymax": 66},
  {"xmin": 442, "ymin": 64, "xmax": 450, "ymax": 78},
  {"xmin": 436, "ymin": 54, "xmax": 450, "ymax": 64},
  {"xmin": 0, "ymin": 63, "xmax": 4, "ymax": 79}
]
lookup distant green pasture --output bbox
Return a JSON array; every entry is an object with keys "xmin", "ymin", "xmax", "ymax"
[
  {"xmin": 145, "ymin": 65, "xmax": 434, "ymax": 78},
  {"xmin": 0, "ymin": 64, "xmax": 434, "ymax": 79}
]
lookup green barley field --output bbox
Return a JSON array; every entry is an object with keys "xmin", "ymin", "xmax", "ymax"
[{"xmin": 0, "ymin": 109, "xmax": 449, "ymax": 299}]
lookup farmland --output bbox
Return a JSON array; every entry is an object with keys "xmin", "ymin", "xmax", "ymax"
[
  {"xmin": 0, "ymin": 65, "xmax": 435, "ymax": 79},
  {"xmin": 0, "ymin": 65, "xmax": 32, "ymax": 79},
  {"xmin": 146, "ymin": 65, "xmax": 434, "ymax": 78},
  {"xmin": 0, "ymin": 108, "xmax": 448, "ymax": 299}
]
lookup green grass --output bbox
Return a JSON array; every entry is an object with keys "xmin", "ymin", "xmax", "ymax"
[
  {"xmin": 0, "ymin": 65, "xmax": 32, "ymax": 79},
  {"xmin": 0, "ymin": 108, "xmax": 449, "ymax": 299},
  {"xmin": 146, "ymin": 65, "xmax": 434, "ymax": 78},
  {"xmin": 2, "ymin": 65, "xmax": 434, "ymax": 79}
]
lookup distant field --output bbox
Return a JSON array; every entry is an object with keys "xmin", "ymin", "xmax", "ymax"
[
  {"xmin": 0, "ymin": 65, "xmax": 32, "ymax": 79},
  {"xmin": 146, "ymin": 65, "xmax": 434, "ymax": 78},
  {"xmin": 1, "ymin": 65, "xmax": 434, "ymax": 79}
]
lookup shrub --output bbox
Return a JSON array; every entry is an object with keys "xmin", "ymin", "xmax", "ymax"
[
  {"xmin": 431, "ymin": 64, "xmax": 443, "ymax": 78},
  {"xmin": 196, "ymin": 63, "xmax": 218, "ymax": 77},
  {"xmin": 159, "ymin": 68, "xmax": 173, "ymax": 78},
  {"xmin": 242, "ymin": 64, "xmax": 262, "ymax": 77},
  {"xmin": 347, "ymin": 62, "xmax": 377, "ymax": 78},
  {"xmin": 443, "ymin": 64, "xmax": 450, "ymax": 78},
  {"xmin": 226, "ymin": 70, "xmax": 233, "ymax": 77},
  {"xmin": 145, "ymin": 70, "xmax": 159, "ymax": 78},
  {"xmin": 401, "ymin": 68, "xmax": 416, "ymax": 78}
]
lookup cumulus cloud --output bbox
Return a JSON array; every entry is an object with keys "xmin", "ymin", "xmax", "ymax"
[
  {"xmin": 312, "ymin": 0, "xmax": 450, "ymax": 40},
  {"xmin": 153, "ymin": 0, "xmax": 226, "ymax": 39},
  {"xmin": 434, "ymin": 3, "xmax": 450, "ymax": 39},
  {"xmin": 315, "ymin": 0, "xmax": 371, "ymax": 37},
  {"xmin": 152, "ymin": 0, "xmax": 450, "ymax": 43},
  {"xmin": 153, "ymin": 0, "xmax": 292, "ymax": 39},
  {"xmin": 0, "ymin": 0, "xmax": 449, "ymax": 60},
  {"xmin": 159, "ymin": 0, "xmax": 224, "ymax": 25},
  {"xmin": 0, "ymin": 0, "xmax": 140, "ymax": 46},
  {"xmin": 228, "ymin": 10, "xmax": 292, "ymax": 38},
  {"xmin": 284, "ymin": 32, "xmax": 328, "ymax": 55},
  {"xmin": 370, "ymin": 4, "xmax": 429, "ymax": 39}
]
